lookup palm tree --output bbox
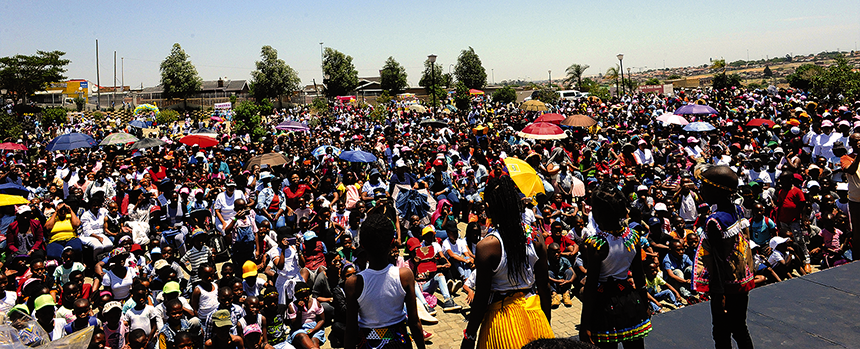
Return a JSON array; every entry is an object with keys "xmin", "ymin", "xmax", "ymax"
[
  {"xmin": 564, "ymin": 64, "xmax": 590, "ymax": 90},
  {"xmin": 605, "ymin": 65, "xmax": 620, "ymax": 96}
]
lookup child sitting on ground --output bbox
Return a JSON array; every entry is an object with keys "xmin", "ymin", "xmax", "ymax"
[{"xmin": 644, "ymin": 262, "xmax": 683, "ymax": 314}]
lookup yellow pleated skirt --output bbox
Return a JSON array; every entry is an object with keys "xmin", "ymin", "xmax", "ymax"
[{"xmin": 478, "ymin": 292, "xmax": 554, "ymax": 349}]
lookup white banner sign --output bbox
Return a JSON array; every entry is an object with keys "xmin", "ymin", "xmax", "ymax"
[{"xmin": 214, "ymin": 102, "xmax": 232, "ymax": 109}]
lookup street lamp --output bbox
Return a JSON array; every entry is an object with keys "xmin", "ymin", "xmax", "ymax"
[
  {"xmin": 428, "ymin": 54, "xmax": 437, "ymax": 109},
  {"xmin": 548, "ymin": 70, "xmax": 552, "ymax": 87},
  {"xmin": 627, "ymin": 67, "xmax": 632, "ymax": 93},
  {"xmin": 617, "ymin": 53, "xmax": 625, "ymax": 95}
]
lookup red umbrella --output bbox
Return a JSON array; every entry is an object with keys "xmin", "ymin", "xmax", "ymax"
[
  {"xmin": 0, "ymin": 143, "xmax": 27, "ymax": 151},
  {"xmin": 535, "ymin": 113, "xmax": 565, "ymax": 124},
  {"xmin": 179, "ymin": 134, "xmax": 218, "ymax": 148},
  {"xmin": 518, "ymin": 122, "xmax": 567, "ymax": 140},
  {"xmin": 746, "ymin": 118, "xmax": 775, "ymax": 127}
]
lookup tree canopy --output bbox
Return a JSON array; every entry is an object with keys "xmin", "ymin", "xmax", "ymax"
[
  {"xmin": 810, "ymin": 55, "xmax": 860, "ymax": 101},
  {"xmin": 0, "ymin": 50, "xmax": 70, "ymax": 104},
  {"xmin": 492, "ymin": 86, "xmax": 517, "ymax": 104},
  {"xmin": 322, "ymin": 48, "xmax": 359, "ymax": 98},
  {"xmin": 159, "ymin": 43, "xmax": 202, "ymax": 104},
  {"xmin": 712, "ymin": 72, "xmax": 743, "ymax": 90},
  {"xmin": 786, "ymin": 64, "xmax": 824, "ymax": 91},
  {"xmin": 564, "ymin": 64, "xmax": 589, "ymax": 91},
  {"xmin": 379, "ymin": 56, "xmax": 408, "ymax": 94},
  {"xmin": 250, "ymin": 45, "xmax": 301, "ymax": 104},
  {"xmin": 454, "ymin": 47, "xmax": 487, "ymax": 90}
]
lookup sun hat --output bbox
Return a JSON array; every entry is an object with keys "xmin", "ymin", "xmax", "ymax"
[
  {"xmin": 242, "ymin": 261, "xmax": 258, "ymax": 279},
  {"xmin": 243, "ymin": 323, "xmax": 263, "ymax": 336},
  {"xmin": 163, "ymin": 281, "xmax": 181, "ymax": 295},
  {"xmin": 103, "ymin": 301, "xmax": 122, "ymax": 314},
  {"xmin": 34, "ymin": 294, "xmax": 56, "ymax": 312}
]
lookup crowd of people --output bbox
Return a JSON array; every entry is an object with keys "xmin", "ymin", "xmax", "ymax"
[{"xmin": 0, "ymin": 85, "xmax": 857, "ymax": 349}]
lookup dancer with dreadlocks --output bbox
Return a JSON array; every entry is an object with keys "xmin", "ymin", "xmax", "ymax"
[
  {"xmin": 344, "ymin": 214, "xmax": 425, "ymax": 349},
  {"xmin": 461, "ymin": 175, "xmax": 553, "ymax": 349},
  {"xmin": 579, "ymin": 181, "xmax": 650, "ymax": 349},
  {"xmin": 692, "ymin": 164, "xmax": 755, "ymax": 349}
]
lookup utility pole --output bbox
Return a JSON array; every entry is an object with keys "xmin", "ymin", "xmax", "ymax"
[
  {"xmin": 96, "ymin": 39, "xmax": 101, "ymax": 110},
  {"xmin": 113, "ymin": 51, "xmax": 116, "ymax": 109},
  {"xmin": 121, "ymin": 57, "xmax": 124, "ymax": 109}
]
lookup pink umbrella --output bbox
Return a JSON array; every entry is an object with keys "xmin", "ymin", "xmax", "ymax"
[
  {"xmin": 210, "ymin": 116, "xmax": 224, "ymax": 122},
  {"xmin": 535, "ymin": 113, "xmax": 565, "ymax": 124},
  {"xmin": 656, "ymin": 113, "xmax": 689, "ymax": 126},
  {"xmin": 518, "ymin": 122, "xmax": 567, "ymax": 140}
]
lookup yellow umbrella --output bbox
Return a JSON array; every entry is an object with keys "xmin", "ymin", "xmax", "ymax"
[
  {"xmin": 504, "ymin": 158, "xmax": 545, "ymax": 197},
  {"xmin": 520, "ymin": 100, "xmax": 548, "ymax": 112},
  {"xmin": 0, "ymin": 194, "xmax": 29, "ymax": 207}
]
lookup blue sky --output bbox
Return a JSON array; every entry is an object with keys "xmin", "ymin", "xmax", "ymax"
[{"xmin": 2, "ymin": 0, "xmax": 858, "ymax": 88}]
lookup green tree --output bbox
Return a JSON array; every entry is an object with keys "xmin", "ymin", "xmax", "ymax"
[
  {"xmin": 453, "ymin": 47, "xmax": 487, "ymax": 90},
  {"xmin": 786, "ymin": 64, "xmax": 824, "ymax": 91},
  {"xmin": 156, "ymin": 109, "xmax": 180, "ymax": 125},
  {"xmin": 0, "ymin": 51, "xmax": 70, "ymax": 104},
  {"xmin": 492, "ymin": 86, "xmax": 517, "ymax": 104},
  {"xmin": 763, "ymin": 66, "xmax": 773, "ymax": 78},
  {"xmin": 311, "ymin": 97, "xmax": 329, "ymax": 115},
  {"xmin": 0, "ymin": 113, "xmax": 21, "ymax": 141},
  {"xmin": 322, "ymin": 48, "xmax": 360, "ymax": 98},
  {"xmin": 644, "ymin": 78, "xmax": 661, "ymax": 86},
  {"xmin": 666, "ymin": 74, "xmax": 682, "ymax": 80},
  {"xmin": 419, "ymin": 58, "xmax": 445, "ymax": 107},
  {"xmin": 812, "ymin": 55, "xmax": 860, "ymax": 100},
  {"xmin": 441, "ymin": 73, "xmax": 453, "ymax": 88},
  {"xmin": 454, "ymin": 82, "xmax": 470, "ymax": 111},
  {"xmin": 622, "ymin": 78, "xmax": 639, "ymax": 93},
  {"xmin": 250, "ymin": 45, "xmax": 301, "ymax": 108},
  {"xmin": 380, "ymin": 57, "xmax": 408, "ymax": 94},
  {"xmin": 563, "ymin": 63, "xmax": 589, "ymax": 90},
  {"xmin": 258, "ymin": 98, "xmax": 274, "ymax": 116},
  {"xmin": 159, "ymin": 43, "xmax": 202, "ymax": 110},
  {"xmin": 711, "ymin": 58, "xmax": 727, "ymax": 73},
  {"xmin": 605, "ymin": 66, "xmax": 620, "ymax": 95},
  {"xmin": 712, "ymin": 72, "xmax": 743, "ymax": 90},
  {"xmin": 533, "ymin": 87, "xmax": 557, "ymax": 104},
  {"xmin": 376, "ymin": 90, "xmax": 392, "ymax": 105},
  {"xmin": 73, "ymin": 96, "xmax": 85, "ymax": 112},
  {"xmin": 232, "ymin": 101, "xmax": 266, "ymax": 141},
  {"xmin": 41, "ymin": 108, "xmax": 68, "ymax": 129}
]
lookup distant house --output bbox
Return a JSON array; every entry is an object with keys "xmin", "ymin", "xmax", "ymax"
[{"xmin": 136, "ymin": 78, "xmax": 250, "ymax": 107}]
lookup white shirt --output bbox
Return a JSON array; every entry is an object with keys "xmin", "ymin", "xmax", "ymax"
[
  {"xmin": 122, "ymin": 305, "xmax": 156, "ymax": 335},
  {"xmin": 213, "ymin": 191, "xmax": 246, "ymax": 231},
  {"xmin": 633, "ymin": 148, "xmax": 654, "ymax": 165},
  {"xmin": 442, "ymin": 238, "xmax": 469, "ymax": 258},
  {"xmin": 80, "ymin": 207, "xmax": 108, "ymax": 237}
]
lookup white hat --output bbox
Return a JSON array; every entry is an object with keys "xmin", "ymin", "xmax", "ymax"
[
  {"xmin": 769, "ymin": 236, "xmax": 789, "ymax": 250},
  {"xmin": 637, "ymin": 185, "xmax": 648, "ymax": 192},
  {"xmin": 806, "ymin": 180, "xmax": 820, "ymax": 189},
  {"xmin": 395, "ymin": 159, "xmax": 407, "ymax": 168},
  {"xmin": 654, "ymin": 203, "xmax": 668, "ymax": 211},
  {"xmin": 837, "ymin": 182, "xmax": 849, "ymax": 191},
  {"xmin": 16, "ymin": 205, "xmax": 31, "ymax": 215}
]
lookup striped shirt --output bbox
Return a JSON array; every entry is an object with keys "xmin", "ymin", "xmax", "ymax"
[{"xmin": 180, "ymin": 245, "xmax": 211, "ymax": 284}]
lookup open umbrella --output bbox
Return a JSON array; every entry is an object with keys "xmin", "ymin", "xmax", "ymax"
[
  {"xmin": 656, "ymin": 113, "xmax": 689, "ymax": 126},
  {"xmin": 131, "ymin": 137, "xmax": 167, "ymax": 149},
  {"xmin": 246, "ymin": 153, "xmax": 289, "ymax": 170},
  {"xmin": 504, "ymin": 158, "xmax": 545, "ymax": 197},
  {"xmin": 518, "ymin": 122, "xmax": 567, "ymax": 140},
  {"xmin": 312, "ymin": 145, "xmax": 341, "ymax": 157},
  {"xmin": 469, "ymin": 89, "xmax": 484, "ymax": 95},
  {"xmin": 0, "ymin": 194, "xmax": 28, "ymax": 207},
  {"xmin": 419, "ymin": 119, "xmax": 448, "ymax": 128},
  {"xmin": 535, "ymin": 113, "xmax": 565, "ymax": 124},
  {"xmin": 339, "ymin": 150, "xmax": 377, "ymax": 163},
  {"xmin": 560, "ymin": 114, "xmax": 597, "ymax": 127},
  {"xmin": 408, "ymin": 104, "xmax": 427, "ymax": 113},
  {"xmin": 683, "ymin": 122, "xmax": 716, "ymax": 132},
  {"xmin": 0, "ymin": 143, "xmax": 27, "ymax": 151},
  {"xmin": 46, "ymin": 133, "xmax": 98, "ymax": 151},
  {"xmin": 520, "ymin": 100, "xmax": 548, "ymax": 112},
  {"xmin": 746, "ymin": 118, "xmax": 775, "ymax": 127},
  {"xmin": 674, "ymin": 104, "xmax": 718, "ymax": 115},
  {"xmin": 275, "ymin": 121, "xmax": 309, "ymax": 132},
  {"xmin": 129, "ymin": 120, "xmax": 147, "ymax": 128},
  {"xmin": 179, "ymin": 134, "xmax": 218, "ymax": 148},
  {"xmin": 0, "ymin": 183, "xmax": 30, "ymax": 197},
  {"xmin": 100, "ymin": 133, "xmax": 139, "ymax": 146}
]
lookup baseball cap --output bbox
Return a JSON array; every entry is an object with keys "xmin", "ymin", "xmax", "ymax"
[
  {"xmin": 303, "ymin": 231, "xmax": 318, "ymax": 241},
  {"xmin": 225, "ymin": 180, "xmax": 237, "ymax": 187},
  {"xmin": 242, "ymin": 261, "xmax": 258, "ymax": 279},
  {"xmin": 7, "ymin": 304, "xmax": 28, "ymax": 317},
  {"xmin": 821, "ymin": 120, "xmax": 834, "ymax": 127},
  {"xmin": 153, "ymin": 259, "xmax": 169, "ymax": 271},
  {"xmin": 163, "ymin": 281, "xmax": 181, "ymax": 295},
  {"xmin": 773, "ymin": 147, "xmax": 784, "ymax": 154},
  {"xmin": 421, "ymin": 226, "xmax": 435, "ymax": 237},
  {"xmin": 637, "ymin": 139, "xmax": 647, "ymax": 145},
  {"xmin": 395, "ymin": 159, "xmax": 407, "ymax": 168},
  {"xmin": 433, "ymin": 159, "xmax": 445, "ymax": 166},
  {"xmin": 34, "ymin": 294, "xmax": 56, "ymax": 312},
  {"xmin": 686, "ymin": 136, "xmax": 699, "ymax": 143},
  {"xmin": 212, "ymin": 309, "xmax": 232, "ymax": 328},
  {"xmin": 243, "ymin": 323, "xmax": 263, "ymax": 336},
  {"xmin": 151, "ymin": 247, "xmax": 162, "ymax": 255},
  {"xmin": 790, "ymin": 126, "xmax": 801, "ymax": 134},
  {"xmin": 837, "ymin": 182, "xmax": 849, "ymax": 191},
  {"xmin": 16, "ymin": 205, "xmax": 31, "ymax": 215},
  {"xmin": 103, "ymin": 301, "xmax": 122, "ymax": 314},
  {"xmin": 769, "ymin": 236, "xmax": 789, "ymax": 250},
  {"xmin": 406, "ymin": 237, "xmax": 422, "ymax": 252},
  {"xmin": 637, "ymin": 185, "xmax": 648, "ymax": 192},
  {"xmin": 806, "ymin": 180, "xmax": 820, "ymax": 189},
  {"xmin": 654, "ymin": 203, "xmax": 668, "ymax": 211},
  {"xmin": 443, "ymin": 221, "xmax": 458, "ymax": 235}
]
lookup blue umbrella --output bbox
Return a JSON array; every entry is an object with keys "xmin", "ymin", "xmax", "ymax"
[
  {"xmin": 683, "ymin": 122, "xmax": 716, "ymax": 132},
  {"xmin": 129, "ymin": 120, "xmax": 147, "ymax": 128},
  {"xmin": 674, "ymin": 104, "xmax": 718, "ymax": 115},
  {"xmin": 339, "ymin": 150, "xmax": 377, "ymax": 163},
  {"xmin": 46, "ymin": 133, "xmax": 98, "ymax": 151},
  {"xmin": 312, "ymin": 145, "xmax": 341, "ymax": 157},
  {"xmin": 0, "ymin": 183, "xmax": 30, "ymax": 197}
]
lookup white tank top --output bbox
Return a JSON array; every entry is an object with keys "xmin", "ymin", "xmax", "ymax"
[
  {"xmin": 595, "ymin": 227, "xmax": 637, "ymax": 282},
  {"xmin": 196, "ymin": 282, "xmax": 219, "ymax": 320},
  {"xmin": 356, "ymin": 264, "xmax": 407, "ymax": 328},
  {"xmin": 488, "ymin": 229, "xmax": 538, "ymax": 292}
]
